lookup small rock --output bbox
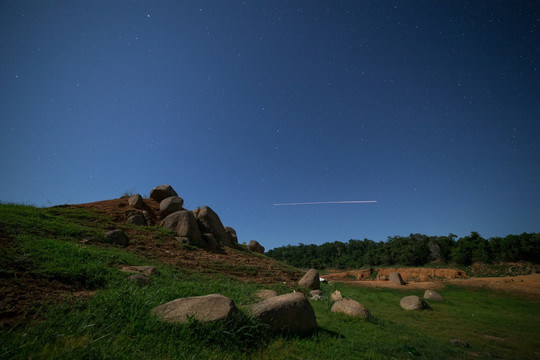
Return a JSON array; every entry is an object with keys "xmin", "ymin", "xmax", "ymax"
[
  {"xmin": 150, "ymin": 184, "xmax": 178, "ymax": 203},
  {"xmin": 298, "ymin": 268, "xmax": 320, "ymax": 290},
  {"xmin": 331, "ymin": 298, "xmax": 370, "ymax": 319},
  {"xmin": 224, "ymin": 226, "xmax": 239, "ymax": 245},
  {"xmin": 128, "ymin": 194, "xmax": 145, "ymax": 209},
  {"xmin": 142, "ymin": 211, "xmax": 154, "ymax": 226},
  {"xmin": 159, "ymin": 196, "xmax": 184, "ymax": 217},
  {"xmin": 255, "ymin": 289, "xmax": 278, "ymax": 300},
  {"xmin": 104, "ymin": 229, "xmax": 129, "ymax": 246},
  {"xmin": 120, "ymin": 265, "xmax": 156, "ymax": 276},
  {"xmin": 310, "ymin": 290, "xmax": 323, "ymax": 300},
  {"xmin": 424, "ymin": 289, "xmax": 445, "ymax": 301},
  {"xmin": 128, "ymin": 274, "xmax": 151, "ymax": 285},
  {"xmin": 400, "ymin": 295, "xmax": 430, "ymax": 310},
  {"xmin": 152, "ymin": 294, "xmax": 237, "ymax": 324},
  {"xmin": 449, "ymin": 339, "xmax": 470, "ymax": 348},
  {"xmin": 330, "ymin": 290, "xmax": 343, "ymax": 302},
  {"xmin": 389, "ymin": 272, "xmax": 405, "ymax": 285}
]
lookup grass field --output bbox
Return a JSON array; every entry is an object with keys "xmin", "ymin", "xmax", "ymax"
[{"xmin": 1, "ymin": 203, "xmax": 539, "ymax": 359}]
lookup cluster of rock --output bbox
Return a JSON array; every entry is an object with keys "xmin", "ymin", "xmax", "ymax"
[
  {"xmin": 104, "ymin": 184, "xmax": 265, "ymax": 253},
  {"xmin": 152, "ymin": 290, "xmax": 318, "ymax": 336},
  {"xmin": 399, "ymin": 290, "xmax": 445, "ymax": 310}
]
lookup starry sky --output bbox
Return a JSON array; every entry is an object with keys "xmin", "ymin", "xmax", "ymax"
[{"xmin": 1, "ymin": 1, "xmax": 539, "ymax": 249}]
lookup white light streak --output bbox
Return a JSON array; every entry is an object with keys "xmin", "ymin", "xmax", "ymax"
[{"xmin": 273, "ymin": 200, "xmax": 377, "ymax": 206}]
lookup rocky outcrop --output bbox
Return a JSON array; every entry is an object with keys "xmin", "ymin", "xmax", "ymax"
[
  {"xmin": 331, "ymin": 298, "xmax": 370, "ymax": 319},
  {"xmin": 400, "ymin": 295, "xmax": 430, "ymax": 310},
  {"xmin": 298, "ymin": 269, "xmax": 320, "ymax": 290},
  {"xmin": 161, "ymin": 210, "xmax": 201, "ymax": 245},
  {"xmin": 159, "ymin": 196, "xmax": 184, "ymax": 217},
  {"xmin": 249, "ymin": 292, "xmax": 317, "ymax": 336},
  {"xmin": 196, "ymin": 206, "xmax": 231, "ymax": 246},
  {"xmin": 104, "ymin": 229, "xmax": 129, "ymax": 246},
  {"xmin": 247, "ymin": 240, "xmax": 265, "ymax": 254},
  {"xmin": 389, "ymin": 272, "xmax": 405, "ymax": 285},
  {"xmin": 152, "ymin": 294, "xmax": 237, "ymax": 324},
  {"xmin": 150, "ymin": 184, "xmax": 178, "ymax": 202},
  {"xmin": 424, "ymin": 289, "xmax": 445, "ymax": 301}
]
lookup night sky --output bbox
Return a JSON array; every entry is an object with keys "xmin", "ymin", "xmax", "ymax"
[{"xmin": 1, "ymin": 1, "xmax": 539, "ymax": 249}]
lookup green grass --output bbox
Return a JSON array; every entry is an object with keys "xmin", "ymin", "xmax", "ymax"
[{"xmin": 1, "ymin": 203, "xmax": 539, "ymax": 359}]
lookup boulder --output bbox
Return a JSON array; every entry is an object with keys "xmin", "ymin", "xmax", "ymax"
[
  {"xmin": 200, "ymin": 233, "xmax": 219, "ymax": 252},
  {"xmin": 152, "ymin": 294, "xmax": 237, "ymax": 324},
  {"xmin": 249, "ymin": 292, "xmax": 317, "ymax": 336},
  {"xmin": 161, "ymin": 210, "xmax": 201, "ymax": 245},
  {"xmin": 224, "ymin": 226, "xmax": 239, "ymax": 245},
  {"xmin": 255, "ymin": 289, "xmax": 278, "ymax": 300},
  {"xmin": 128, "ymin": 194, "xmax": 145, "ymax": 209},
  {"xmin": 196, "ymin": 206, "xmax": 231, "ymax": 246},
  {"xmin": 150, "ymin": 184, "xmax": 178, "ymax": 202},
  {"xmin": 104, "ymin": 229, "xmax": 129, "ymax": 246},
  {"xmin": 247, "ymin": 240, "xmax": 265, "ymax": 254},
  {"xmin": 298, "ymin": 268, "xmax": 320, "ymax": 290},
  {"xmin": 424, "ymin": 289, "xmax": 445, "ymax": 302},
  {"xmin": 142, "ymin": 211, "xmax": 154, "ymax": 226},
  {"xmin": 125, "ymin": 211, "xmax": 146, "ymax": 226},
  {"xmin": 159, "ymin": 196, "xmax": 184, "ymax": 217},
  {"xmin": 400, "ymin": 295, "xmax": 430, "ymax": 310},
  {"xmin": 128, "ymin": 274, "xmax": 151, "ymax": 285},
  {"xmin": 389, "ymin": 272, "xmax": 405, "ymax": 285},
  {"xmin": 330, "ymin": 290, "xmax": 343, "ymax": 302},
  {"xmin": 331, "ymin": 298, "xmax": 370, "ymax": 319}
]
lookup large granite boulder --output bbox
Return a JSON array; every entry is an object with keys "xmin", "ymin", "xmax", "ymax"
[
  {"xmin": 298, "ymin": 268, "xmax": 320, "ymax": 290},
  {"xmin": 400, "ymin": 295, "xmax": 430, "ymax": 310},
  {"xmin": 249, "ymin": 292, "xmax": 317, "ymax": 336},
  {"xmin": 331, "ymin": 298, "xmax": 370, "ymax": 319},
  {"xmin": 159, "ymin": 196, "xmax": 184, "ymax": 217},
  {"xmin": 247, "ymin": 240, "xmax": 265, "ymax": 254},
  {"xmin": 389, "ymin": 272, "xmax": 405, "ymax": 285},
  {"xmin": 161, "ymin": 210, "xmax": 201, "ymax": 245},
  {"xmin": 196, "ymin": 206, "xmax": 231, "ymax": 246},
  {"xmin": 104, "ymin": 229, "xmax": 129, "ymax": 246},
  {"xmin": 424, "ymin": 289, "xmax": 445, "ymax": 302},
  {"xmin": 152, "ymin": 294, "xmax": 237, "ymax": 324},
  {"xmin": 150, "ymin": 184, "xmax": 178, "ymax": 202}
]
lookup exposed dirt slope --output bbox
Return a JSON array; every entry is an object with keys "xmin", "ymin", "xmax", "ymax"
[{"xmin": 69, "ymin": 198, "xmax": 302, "ymax": 284}]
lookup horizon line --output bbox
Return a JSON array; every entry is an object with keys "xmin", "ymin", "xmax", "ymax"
[{"xmin": 273, "ymin": 200, "xmax": 378, "ymax": 206}]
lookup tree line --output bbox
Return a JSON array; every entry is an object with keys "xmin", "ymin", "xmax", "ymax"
[{"xmin": 265, "ymin": 232, "xmax": 540, "ymax": 269}]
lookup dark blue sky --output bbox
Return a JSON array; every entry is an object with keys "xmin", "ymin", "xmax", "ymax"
[{"xmin": 1, "ymin": 1, "xmax": 539, "ymax": 249}]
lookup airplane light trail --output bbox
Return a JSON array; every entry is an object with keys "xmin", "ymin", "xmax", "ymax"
[{"xmin": 273, "ymin": 200, "xmax": 378, "ymax": 206}]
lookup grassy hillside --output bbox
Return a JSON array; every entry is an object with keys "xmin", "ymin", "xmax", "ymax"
[{"xmin": 1, "ymin": 202, "xmax": 539, "ymax": 359}]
